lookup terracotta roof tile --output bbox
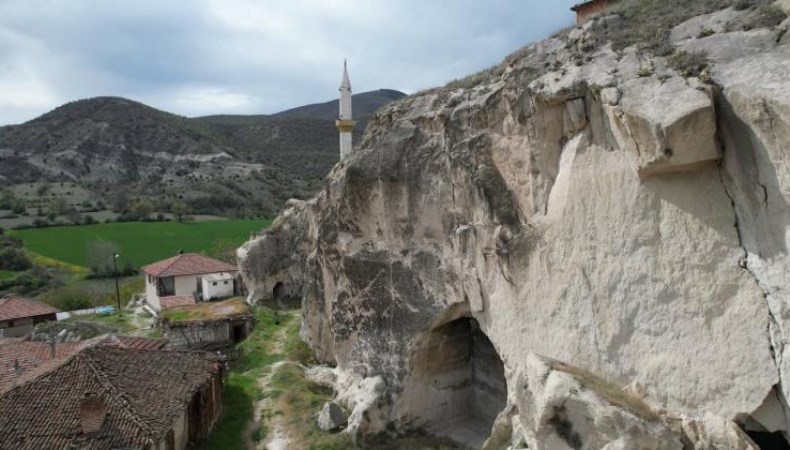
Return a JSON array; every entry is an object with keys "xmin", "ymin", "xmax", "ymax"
[
  {"xmin": 0, "ymin": 345, "xmax": 222, "ymax": 450},
  {"xmin": 0, "ymin": 296, "xmax": 59, "ymax": 321},
  {"xmin": 0, "ymin": 336, "xmax": 167, "ymax": 391},
  {"xmin": 160, "ymin": 295, "xmax": 197, "ymax": 310},
  {"xmin": 141, "ymin": 253, "xmax": 238, "ymax": 277}
]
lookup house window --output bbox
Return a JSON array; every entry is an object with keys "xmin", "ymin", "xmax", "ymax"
[
  {"xmin": 223, "ymin": 281, "xmax": 228, "ymax": 285},
  {"xmin": 212, "ymin": 282, "xmax": 217, "ymax": 286},
  {"xmin": 157, "ymin": 277, "xmax": 175, "ymax": 296}
]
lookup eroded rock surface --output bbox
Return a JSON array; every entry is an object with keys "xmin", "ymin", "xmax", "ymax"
[{"xmin": 239, "ymin": 4, "xmax": 790, "ymax": 447}]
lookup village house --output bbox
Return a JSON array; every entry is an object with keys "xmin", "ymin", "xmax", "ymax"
[
  {"xmin": 141, "ymin": 253, "xmax": 240, "ymax": 313},
  {"xmin": 161, "ymin": 297, "xmax": 254, "ymax": 352},
  {"xmin": 0, "ymin": 295, "xmax": 58, "ymax": 337},
  {"xmin": 0, "ymin": 344, "xmax": 223, "ymax": 450},
  {"xmin": 571, "ymin": 0, "xmax": 620, "ymax": 24}
]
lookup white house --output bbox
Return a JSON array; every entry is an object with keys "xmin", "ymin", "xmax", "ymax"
[{"xmin": 141, "ymin": 253, "xmax": 239, "ymax": 313}]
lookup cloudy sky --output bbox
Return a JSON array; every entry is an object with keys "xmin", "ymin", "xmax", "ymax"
[{"xmin": 0, "ymin": 0, "xmax": 577, "ymax": 125}]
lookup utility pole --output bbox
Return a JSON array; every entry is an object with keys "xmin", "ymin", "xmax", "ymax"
[{"xmin": 112, "ymin": 252, "xmax": 121, "ymax": 310}]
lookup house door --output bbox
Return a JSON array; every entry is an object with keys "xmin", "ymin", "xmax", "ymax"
[
  {"xmin": 232, "ymin": 323, "xmax": 246, "ymax": 343},
  {"xmin": 196, "ymin": 277, "xmax": 203, "ymax": 299}
]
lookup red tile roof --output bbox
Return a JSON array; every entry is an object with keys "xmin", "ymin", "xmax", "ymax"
[
  {"xmin": 141, "ymin": 253, "xmax": 238, "ymax": 277},
  {"xmin": 160, "ymin": 295, "xmax": 197, "ymax": 310},
  {"xmin": 0, "ymin": 296, "xmax": 58, "ymax": 321},
  {"xmin": 0, "ymin": 339, "xmax": 84, "ymax": 391},
  {"xmin": 0, "ymin": 345, "xmax": 223, "ymax": 450},
  {"xmin": 0, "ymin": 336, "xmax": 167, "ymax": 391}
]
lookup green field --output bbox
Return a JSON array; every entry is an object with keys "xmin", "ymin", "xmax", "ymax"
[
  {"xmin": 9, "ymin": 220, "xmax": 270, "ymax": 269},
  {"xmin": 0, "ymin": 270, "xmax": 16, "ymax": 281}
]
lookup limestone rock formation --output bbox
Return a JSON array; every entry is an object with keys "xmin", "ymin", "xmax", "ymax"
[
  {"xmin": 239, "ymin": 3, "xmax": 790, "ymax": 447},
  {"xmin": 317, "ymin": 401, "xmax": 349, "ymax": 432}
]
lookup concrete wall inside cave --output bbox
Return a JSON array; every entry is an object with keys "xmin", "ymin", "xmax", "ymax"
[{"xmin": 396, "ymin": 317, "xmax": 507, "ymax": 447}]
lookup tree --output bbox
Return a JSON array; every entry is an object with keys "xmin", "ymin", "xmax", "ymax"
[
  {"xmin": 171, "ymin": 200, "xmax": 191, "ymax": 222},
  {"xmin": 129, "ymin": 200, "xmax": 154, "ymax": 221},
  {"xmin": 111, "ymin": 189, "xmax": 129, "ymax": 213},
  {"xmin": 208, "ymin": 238, "xmax": 239, "ymax": 264},
  {"xmin": 86, "ymin": 241, "xmax": 120, "ymax": 278},
  {"xmin": 46, "ymin": 197, "xmax": 68, "ymax": 218}
]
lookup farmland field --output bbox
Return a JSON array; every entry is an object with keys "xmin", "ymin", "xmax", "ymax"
[{"xmin": 8, "ymin": 219, "xmax": 270, "ymax": 269}]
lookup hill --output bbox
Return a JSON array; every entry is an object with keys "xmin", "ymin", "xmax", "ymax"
[
  {"xmin": 0, "ymin": 90, "xmax": 405, "ymax": 219},
  {"xmin": 272, "ymin": 89, "xmax": 406, "ymax": 121}
]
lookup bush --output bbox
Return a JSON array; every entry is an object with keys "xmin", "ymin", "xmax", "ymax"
[
  {"xmin": 3, "ymin": 267, "xmax": 53, "ymax": 295},
  {"xmin": 669, "ymin": 50, "xmax": 709, "ymax": 77},
  {"xmin": 40, "ymin": 288, "xmax": 94, "ymax": 312},
  {"xmin": 0, "ymin": 248, "xmax": 32, "ymax": 271}
]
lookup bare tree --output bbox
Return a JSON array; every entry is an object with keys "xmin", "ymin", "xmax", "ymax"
[{"xmin": 86, "ymin": 240, "xmax": 119, "ymax": 278}]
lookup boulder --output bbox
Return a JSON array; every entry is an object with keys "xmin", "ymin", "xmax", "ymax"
[
  {"xmin": 317, "ymin": 402, "xmax": 348, "ymax": 432},
  {"xmin": 515, "ymin": 354, "xmax": 683, "ymax": 450}
]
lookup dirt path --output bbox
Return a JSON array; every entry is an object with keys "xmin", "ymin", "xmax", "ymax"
[{"xmin": 254, "ymin": 323, "xmax": 291, "ymax": 450}]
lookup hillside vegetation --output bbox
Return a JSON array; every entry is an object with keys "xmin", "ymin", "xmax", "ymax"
[{"xmin": 0, "ymin": 90, "xmax": 405, "ymax": 219}]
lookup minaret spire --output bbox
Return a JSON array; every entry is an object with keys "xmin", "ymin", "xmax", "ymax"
[{"xmin": 336, "ymin": 59, "xmax": 355, "ymax": 160}]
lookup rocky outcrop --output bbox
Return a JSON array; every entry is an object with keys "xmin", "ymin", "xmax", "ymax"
[{"xmin": 239, "ymin": 4, "xmax": 790, "ymax": 447}]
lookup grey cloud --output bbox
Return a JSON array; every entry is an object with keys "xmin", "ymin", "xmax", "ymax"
[{"xmin": 0, "ymin": 0, "xmax": 577, "ymax": 125}]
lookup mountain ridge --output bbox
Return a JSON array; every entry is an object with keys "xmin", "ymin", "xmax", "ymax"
[{"xmin": 0, "ymin": 89, "xmax": 406, "ymax": 218}]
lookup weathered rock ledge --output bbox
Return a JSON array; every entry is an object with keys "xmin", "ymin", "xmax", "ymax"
[{"xmin": 239, "ymin": 4, "xmax": 790, "ymax": 448}]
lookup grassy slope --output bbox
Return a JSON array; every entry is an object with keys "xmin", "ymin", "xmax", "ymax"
[{"xmin": 8, "ymin": 219, "xmax": 270, "ymax": 268}]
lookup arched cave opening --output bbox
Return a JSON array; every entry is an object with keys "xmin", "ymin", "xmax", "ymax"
[{"xmin": 407, "ymin": 317, "xmax": 507, "ymax": 448}]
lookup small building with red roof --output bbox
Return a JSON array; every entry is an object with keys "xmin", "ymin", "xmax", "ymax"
[
  {"xmin": 141, "ymin": 253, "xmax": 239, "ymax": 313},
  {"xmin": 571, "ymin": 0, "xmax": 620, "ymax": 24},
  {"xmin": 0, "ymin": 295, "xmax": 59, "ymax": 337}
]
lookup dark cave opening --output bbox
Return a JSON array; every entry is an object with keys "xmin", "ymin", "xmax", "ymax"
[
  {"xmin": 745, "ymin": 431, "xmax": 790, "ymax": 449},
  {"xmin": 408, "ymin": 317, "xmax": 507, "ymax": 448}
]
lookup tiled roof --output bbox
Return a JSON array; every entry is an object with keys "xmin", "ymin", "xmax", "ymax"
[
  {"xmin": 0, "ymin": 336, "xmax": 166, "ymax": 391},
  {"xmin": 141, "ymin": 253, "xmax": 238, "ymax": 277},
  {"xmin": 0, "ymin": 296, "xmax": 58, "ymax": 321},
  {"xmin": 102, "ymin": 335, "xmax": 168, "ymax": 351},
  {"xmin": 571, "ymin": 0, "xmax": 604, "ymax": 11},
  {"xmin": 0, "ymin": 345, "xmax": 222, "ymax": 450},
  {"xmin": 160, "ymin": 295, "xmax": 197, "ymax": 310}
]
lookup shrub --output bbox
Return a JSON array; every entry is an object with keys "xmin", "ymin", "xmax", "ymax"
[
  {"xmin": 40, "ymin": 287, "xmax": 94, "ymax": 312},
  {"xmin": 697, "ymin": 27, "xmax": 715, "ymax": 38},
  {"xmin": 669, "ymin": 50, "xmax": 709, "ymax": 77},
  {"xmin": 0, "ymin": 248, "xmax": 32, "ymax": 271}
]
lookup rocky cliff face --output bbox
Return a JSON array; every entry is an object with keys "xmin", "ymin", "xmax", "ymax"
[{"xmin": 240, "ymin": 4, "xmax": 790, "ymax": 448}]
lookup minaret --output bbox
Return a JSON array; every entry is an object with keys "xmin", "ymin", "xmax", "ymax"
[{"xmin": 336, "ymin": 60, "xmax": 355, "ymax": 160}]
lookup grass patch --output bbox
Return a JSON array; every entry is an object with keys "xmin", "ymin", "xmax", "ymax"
[
  {"xmin": 609, "ymin": 0, "xmax": 775, "ymax": 55},
  {"xmin": 199, "ymin": 374, "xmax": 256, "ymax": 450},
  {"xmin": 63, "ymin": 311, "xmax": 137, "ymax": 334},
  {"xmin": 162, "ymin": 297, "xmax": 250, "ymax": 323},
  {"xmin": 0, "ymin": 270, "xmax": 16, "ymax": 281},
  {"xmin": 39, "ymin": 276, "xmax": 144, "ymax": 310},
  {"xmin": 8, "ymin": 219, "xmax": 270, "ymax": 269}
]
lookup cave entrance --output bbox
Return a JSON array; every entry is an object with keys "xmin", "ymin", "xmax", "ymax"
[
  {"xmin": 273, "ymin": 282, "xmax": 286, "ymax": 301},
  {"xmin": 745, "ymin": 431, "xmax": 790, "ymax": 449},
  {"xmin": 408, "ymin": 317, "xmax": 507, "ymax": 448}
]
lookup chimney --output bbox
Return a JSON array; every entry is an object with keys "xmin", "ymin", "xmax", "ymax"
[{"xmin": 79, "ymin": 394, "xmax": 107, "ymax": 435}]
